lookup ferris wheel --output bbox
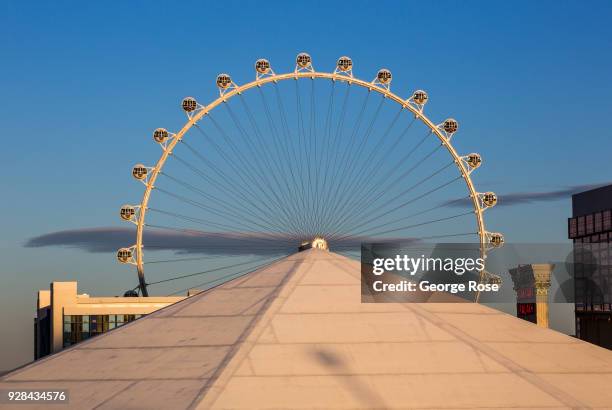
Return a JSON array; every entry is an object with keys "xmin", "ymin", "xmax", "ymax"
[{"xmin": 116, "ymin": 53, "xmax": 504, "ymax": 298}]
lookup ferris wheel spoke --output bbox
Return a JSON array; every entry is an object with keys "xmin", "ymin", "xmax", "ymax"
[
  {"xmin": 206, "ymin": 113, "xmax": 300, "ymax": 228},
  {"xmin": 294, "ymin": 79, "xmax": 317, "ymax": 233},
  {"xmin": 150, "ymin": 187, "xmax": 301, "ymax": 239},
  {"xmin": 309, "ymin": 78, "xmax": 336, "ymax": 235},
  {"xmin": 322, "ymin": 100, "xmax": 399, "ymax": 234},
  {"xmin": 167, "ymin": 153, "xmax": 301, "ymax": 236},
  {"xmin": 320, "ymin": 90, "xmax": 371, "ymax": 225},
  {"xmin": 272, "ymin": 84, "xmax": 308, "ymax": 221},
  {"xmin": 344, "ymin": 210, "xmax": 474, "ymax": 239},
  {"xmin": 153, "ymin": 180, "xmax": 296, "ymax": 237},
  {"xmin": 145, "ymin": 254, "xmax": 249, "ymax": 264},
  {"xmin": 224, "ymin": 102, "xmax": 305, "ymax": 228},
  {"xmin": 237, "ymin": 94, "xmax": 302, "ymax": 224},
  {"xmin": 317, "ymin": 83, "xmax": 351, "ymax": 235},
  {"xmin": 326, "ymin": 105, "xmax": 404, "ymax": 226},
  {"xmin": 337, "ymin": 140, "xmax": 444, "ymax": 230},
  {"xmin": 257, "ymin": 87, "xmax": 308, "ymax": 233},
  {"xmin": 144, "ymin": 223, "xmax": 299, "ymax": 250},
  {"xmin": 192, "ymin": 123, "xmax": 306, "ymax": 236},
  {"xmin": 163, "ymin": 253, "xmax": 289, "ymax": 297},
  {"xmin": 336, "ymin": 194, "xmax": 471, "ymax": 240},
  {"xmin": 337, "ymin": 116, "xmax": 418, "ymax": 220},
  {"xmin": 160, "ymin": 172, "xmax": 286, "ymax": 231},
  {"xmin": 147, "ymin": 254, "xmax": 288, "ymax": 286},
  {"xmin": 330, "ymin": 165, "xmax": 459, "ymax": 240}
]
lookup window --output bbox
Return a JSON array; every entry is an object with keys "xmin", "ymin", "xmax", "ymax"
[
  {"xmin": 578, "ymin": 216, "xmax": 585, "ymax": 237},
  {"xmin": 604, "ymin": 210, "xmax": 612, "ymax": 231},
  {"xmin": 63, "ymin": 314, "xmax": 144, "ymax": 348},
  {"xmin": 586, "ymin": 214, "xmax": 594, "ymax": 235},
  {"xmin": 595, "ymin": 212, "xmax": 603, "ymax": 233},
  {"xmin": 569, "ymin": 218, "xmax": 577, "ymax": 239}
]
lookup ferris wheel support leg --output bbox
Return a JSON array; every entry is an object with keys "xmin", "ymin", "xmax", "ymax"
[{"xmin": 137, "ymin": 266, "xmax": 149, "ymax": 297}]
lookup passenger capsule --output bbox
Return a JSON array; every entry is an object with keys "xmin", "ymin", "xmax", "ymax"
[
  {"xmin": 132, "ymin": 164, "xmax": 148, "ymax": 180},
  {"xmin": 182, "ymin": 97, "xmax": 197, "ymax": 113},
  {"xmin": 487, "ymin": 274, "xmax": 503, "ymax": 286},
  {"xmin": 483, "ymin": 192, "xmax": 498, "ymax": 207},
  {"xmin": 337, "ymin": 56, "xmax": 352, "ymax": 72},
  {"xmin": 296, "ymin": 53, "xmax": 312, "ymax": 68},
  {"xmin": 490, "ymin": 233, "xmax": 504, "ymax": 248},
  {"xmin": 117, "ymin": 248, "xmax": 133, "ymax": 263},
  {"xmin": 120, "ymin": 205, "xmax": 136, "ymax": 221},
  {"xmin": 443, "ymin": 118, "xmax": 459, "ymax": 134},
  {"xmin": 153, "ymin": 128, "xmax": 168, "ymax": 143},
  {"xmin": 255, "ymin": 59, "xmax": 270, "ymax": 74},
  {"xmin": 376, "ymin": 69, "xmax": 392, "ymax": 84},
  {"xmin": 412, "ymin": 90, "xmax": 428, "ymax": 105},
  {"xmin": 466, "ymin": 153, "xmax": 482, "ymax": 169},
  {"xmin": 216, "ymin": 73, "xmax": 232, "ymax": 89}
]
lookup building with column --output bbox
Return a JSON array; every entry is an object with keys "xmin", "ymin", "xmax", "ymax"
[
  {"xmin": 509, "ymin": 264, "xmax": 554, "ymax": 327},
  {"xmin": 568, "ymin": 183, "xmax": 612, "ymax": 348},
  {"xmin": 34, "ymin": 282, "xmax": 186, "ymax": 359}
]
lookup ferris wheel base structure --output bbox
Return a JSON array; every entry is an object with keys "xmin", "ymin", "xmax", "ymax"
[{"xmin": 3, "ymin": 249, "xmax": 611, "ymax": 408}]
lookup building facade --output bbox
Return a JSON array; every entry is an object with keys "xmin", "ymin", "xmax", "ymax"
[
  {"xmin": 509, "ymin": 264, "xmax": 554, "ymax": 328},
  {"xmin": 34, "ymin": 282, "xmax": 186, "ymax": 359},
  {"xmin": 568, "ymin": 184, "xmax": 612, "ymax": 348}
]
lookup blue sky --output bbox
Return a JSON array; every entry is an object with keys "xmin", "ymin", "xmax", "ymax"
[{"xmin": 1, "ymin": 0, "xmax": 612, "ymax": 369}]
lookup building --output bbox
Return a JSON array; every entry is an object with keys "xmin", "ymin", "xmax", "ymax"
[
  {"xmin": 509, "ymin": 264, "xmax": 554, "ymax": 327},
  {"xmin": 568, "ymin": 183, "xmax": 612, "ymax": 348},
  {"xmin": 34, "ymin": 281, "xmax": 186, "ymax": 359}
]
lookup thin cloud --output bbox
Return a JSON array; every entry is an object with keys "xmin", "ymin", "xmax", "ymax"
[
  {"xmin": 444, "ymin": 182, "xmax": 611, "ymax": 208},
  {"xmin": 24, "ymin": 227, "xmax": 403, "ymax": 255}
]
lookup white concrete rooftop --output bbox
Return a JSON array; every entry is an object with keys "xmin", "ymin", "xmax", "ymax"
[{"xmin": 3, "ymin": 249, "xmax": 612, "ymax": 409}]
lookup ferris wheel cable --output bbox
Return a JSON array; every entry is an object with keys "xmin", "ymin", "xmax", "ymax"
[
  {"xmin": 273, "ymin": 84, "xmax": 309, "ymax": 223},
  {"xmin": 324, "ymin": 104, "xmax": 404, "ymax": 231},
  {"xmin": 317, "ymin": 83, "xmax": 351, "ymax": 234},
  {"xmin": 146, "ymin": 208, "xmax": 302, "ymax": 244},
  {"xmin": 337, "ymin": 193, "xmax": 470, "ymax": 239},
  {"xmin": 148, "ymin": 203, "xmax": 300, "ymax": 243},
  {"xmin": 328, "ymin": 162, "xmax": 457, "ymax": 241},
  {"xmin": 224, "ymin": 102, "xmax": 305, "ymax": 226},
  {"xmin": 315, "ymin": 79, "xmax": 338, "ymax": 233},
  {"xmin": 332, "ymin": 140, "xmax": 444, "ymax": 233},
  {"xmin": 294, "ymin": 80, "xmax": 308, "ymax": 184},
  {"xmin": 142, "ymin": 244, "xmax": 295, "ymax": 253},
  {"xmin": 206, "ymin": 112, "xmax": 302, "ymax": 230},
  {"xmin": 257, "ymin": 87, "xmax": 307, "ymax": 230},
  {"xmin": 225, "ymin": 102, "xmax": 285, "ymax": 190},
  {"xmin": 357, "ymin": 160, "xmax": 455, "ymax": 225},
  {"xmin": 236, "ymin": 95, "xmax": 302, "ymax": 222},
  {"xmin": 320, "ymin": 96, "xmax": 392, "ymax": 234},
  {"xmin": 318, "ymin": 89, "xmax": 372, "ymax": 230},
  {"xmin": 347, "ymin": 128, "xmax": 434, "ymax": 215},
  {"xmin": 144, "ymin": 216, "xmax": 301, "ymax": 244},
  {"xmin": 334, "ymin": 115, "xmax": 418, "ymax": 224},
  {"xmin": 149, "ymin": 191, "xmax": 302, "ymax": 241},
  {"xmin": 191, "ymin": 124, "xmax": 295, "ymax": 224},
  {"xmin": 329, "ymin": 231, "xmax": 479, "ymax": 249},
  {"xmin": 164, "ymin": 254, "xmax": 289, "ymax": 297},
  {"xmin": 159, "ymin": 172, "xmax": 294, "ymax": 235},
  {"xmin": 345, "ymin": 210, "xmax": 474, "ymax": 238},
  {"xmin": 145, "ymin": 254, "xmax": 259, "ymax": 264},
  {"xmin": 294, "ymin": 78, "xmax": 316, "ymax": 233},
  {"xmin": 168, "ymin": 154, "xmax": 301, "ymax": 238},
  {"xmin": 146, "ymin": 254, "xmax": 285, "ymax": 286},
  {"xmin": 308, "ymin": 79, "xmax": 317, "ymax": 226},
  {"xmin": 192, "ymin": 124, "xmax": 305, "ymax": 236}
]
